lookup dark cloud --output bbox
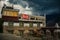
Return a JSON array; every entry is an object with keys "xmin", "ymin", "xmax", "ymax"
[
  {"xmin": 27, "ymin": 0, "xmax": 60, "ymax": 27},
  {"xmin": 9, "ymin": 0, "xmax": 60, "ymax": 15},
  {"xmin": 27, "ymin": 0, "xmax": 60, "ymax": 15}
]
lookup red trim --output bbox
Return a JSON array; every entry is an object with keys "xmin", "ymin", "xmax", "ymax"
[{"xmin": 2, "ymin": 16, "xmax": 18, "ymax": 21}]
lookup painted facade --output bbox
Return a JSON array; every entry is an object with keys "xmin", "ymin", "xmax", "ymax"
[{"xmin": 2, "ymin": 5, "xmax": 46, "ymax": 36}]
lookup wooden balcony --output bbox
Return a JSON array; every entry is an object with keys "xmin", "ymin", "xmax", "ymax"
[{"xmin": 2, "ymin": 16, "xmax": 18, "ymax": 22}]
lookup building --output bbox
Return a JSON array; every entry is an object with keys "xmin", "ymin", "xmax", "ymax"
[{"xmin": 2, "ymin": 5, "xmax": 46, "ymax": 36}]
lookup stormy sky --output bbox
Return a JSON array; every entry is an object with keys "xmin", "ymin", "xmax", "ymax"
[
  {"xmin": 9, "ymin": 0, "xmax": 59, "ymax": 15},
  {"xmin": 8, "ymin": 0, "xmax": 60, "ymax": 26},
  {"xmin": 0, "ymin": 0, "xmax": 60, "ymax": 27}
]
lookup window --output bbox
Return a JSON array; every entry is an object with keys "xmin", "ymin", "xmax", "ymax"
[
  {"xmin": 3, "ymin": 11, "xmax": 7, "ymax": 16},
  {"xmin": 39, "ymin": 19, "xmax": 41, "ymax": 20},
  {"xmin": 13, "ymin": 12, "xmax": 17, "ymax": 16},
  {"xmin": 3, "ymin": 10, "xmax": 18, "ymax": 16},
  {"xmin": 33, "ymin": 23, "xmax": 37, "ymax": 27},
  {"xmin": 30, "ymin": 17, "xmax": 35, "ymax": 20},
  {"xmin": 13, "ymin": 23, "xmax": 19, "ymax": 26},
  {"xmin": 19, "ymin": 31, "xmax": 23, "ymax": 36},
  {"xmin": 9, "ymin": 12, "xmax": 13, "ymax": 16},
  {"xmin": 40, "ymin": 23, "xmax": 43, "ymax": 27},
  {"xmin": 36, "ymin": 18, "xmax": 38, "ymax": 20},
  {"xmin": 9, "ymin": 12, "xmax": 12, "ymax": 16},
  {"xmin": 9, "ymin": 22, "xmax": 13, "ymax": 26},
  {"xmin": 30, "ymin": 23, "xmax": 33, "ymax": 27},
  {"xmin": 19, "ymin": 17, "xmax": 21, "ymax": 20},
  {"xmin": 19, "ymin": 22, "xmax": 23, "ymax": 27},
  {"xmin": 24, "ymin": 23, "xmax": 29, "ymax": 27},
  {"xmin": 19, "ymin": 17, "xmax": 21, "ymax": 19},
  {"xmin": 7, "ymin": 11, "xmax": 10, "ymax": 16},
  {"xmin": 11, "ymin": 12, "xmax": 13, "ymax": 16},
  {"xmin": 3, "ymin": 22, "xmax": 8, "ymax": 26}
]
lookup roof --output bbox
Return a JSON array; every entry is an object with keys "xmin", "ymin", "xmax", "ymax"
[
  {"xmin": 2, "ymin": 5, "xmax": 19, "ymax": 12},
  {"xmin": 3, "ymin": 8, "xmax": 19, "ymax": 12}
]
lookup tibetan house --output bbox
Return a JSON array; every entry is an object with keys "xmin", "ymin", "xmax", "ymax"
[{"xmin": 2, "ymin": 5, "xmax": 46, "ymax": 36}]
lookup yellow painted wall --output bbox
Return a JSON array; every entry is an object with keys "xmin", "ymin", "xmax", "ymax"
[{"xmin": 3, "ymin": 10, "xmax": 18, "ymax": 17}]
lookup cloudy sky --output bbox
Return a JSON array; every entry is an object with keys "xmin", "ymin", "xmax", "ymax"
[{"xmin": 0, "ymin": 0, "xmax": 60, "ymax": 26}]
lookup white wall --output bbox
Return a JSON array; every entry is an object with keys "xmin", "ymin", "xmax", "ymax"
[
  {"xmin": 3, "ymin": 22, "xmax": 8, "ymax": 26},
  {"xmin": 33, "ymin": 23, "xmax": 37, "ymax": 27},
  {"xmin": 24, "ymin": 23, "xmax": 29, "ymax": 27},
  {"xmin": 13, "ymin": 23, "xmax": 19, "ymax": 26}
]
